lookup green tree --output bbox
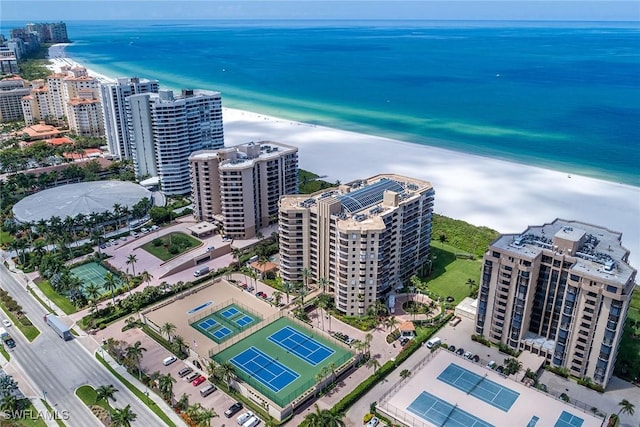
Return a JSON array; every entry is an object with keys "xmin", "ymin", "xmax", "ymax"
[
  {"xmin": 303, "ymin": 404, "xmax": 345, "ymax": 427},
  {"xmin": 126, "ymin": 254, "xmax": 138, "ymax": 277},
  {"xmin": 125, "ymin": 341, "xmax": 147, "ymax": 379},
  {"xmin": 617, "ymin": 399, "xmax": 635, "ymax": 417},
  {"xmin": 160, "ymin": 322, "xmax": 176, "ymax": 342},
  {"xmin": 158, "ymin": 373, "xmax": 176, "ymax": 402},
  {"xmin": 103, "ymin": 272, "xmax": 119, "ymax": 306},
  {"xmin": 111, "ymin": 404, "xmax": 137, "ymax": 427}
]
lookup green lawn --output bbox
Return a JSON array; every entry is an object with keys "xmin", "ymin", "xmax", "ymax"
[
  {"xmin": 0, "ymin": 305, "xmax": 40, "ymax": 342},
  {"xmin": 35, "ymin": 280, "xmax": 77, "ymax": 314},
  {"xmin": 0, "ymin": 341, "xmax": 10, "ymax": 361},
  {"xmin": 417, "ymin": 244, "xmax": 482, "ymax": 304},
  {"xmin": 140, "ymin": 232, "xmax": 200, "ymax": 261},
  {"xmin": 76, "ymin": 385, "xmax": 109, "ymax": 411},
  {"xmin": 1, "ymin": 400, "xmax": 48, "ymax": 427},
  {"xmin": 615, "ymin": 287, "xmax": 640, "ymax": 382},
  {"xmin": 0, "ymin": 228, "xmax": 15, "ymax": 246}
]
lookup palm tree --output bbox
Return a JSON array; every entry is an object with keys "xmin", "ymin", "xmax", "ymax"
[
  {"xmin": 176, "ymin": 393, "xmax": 189, "ymax": 412},
  {"xmin": 84, "ymin": 282, "xmax": 101, "ymax": 311},
  {"xmin": 384, "ymin": 316, "xmax": 399, "ymax": 333},
  {"xmin": 111, "ymin": 404, "xmax": 137, "ymax": 427},
  {"xmin": 272, "ymin": 290, "xmax": 282, "ymax": 307},
  {"xmin": 158, "ymin": 373, "xmax": 176, "ymax": 402},
  {"xmin": 194, "ymin": 407, "xmax": 218, "ymax": 427},
  {"xmin": 283, "ymin": 281, "xmax": 293, "ymax": 304},
  {"xmin": 160, "ymin": 322, "xmax": 176, "ymax": 342},
  {"xmin": 125, "ymin": 340, "xmax": 147, "ymax": 379},
  {"xmin": 103, "ymin": 272, "xmax": 119, "ymax": 306},
  {"xmin": 302, "ymin": 267, "xmax": 312, "ymax": 291},
  {"xmin": 317, "ymin": 293, "xmax": 332, "ymax": 331},
  {"xmin": 318, "ymin": 276, "xmax": 329, "ymax": 294},
  {"xmin": 172, "ymin": 335, "xmax": 186, "ymax": 356},
  {"xmin": 95, "ymin": 384, "xmax": 118, "ymax": 404},
  {"xmin": 304, "ymin": 404, "xmax": 345, "ymax": 427},
  {"xmin": 0, "ymin": 394, "xmax": 19, "ymax": 413},
  {"xmin": 216, "ymin": 362, "xmax": 236, "ymax": 389},
  {"xmin": 139, "ymin": 270, "xmax": 153, "ymax": 288},
  {"xmin": 366, "ymin": 358, "xmax": 381, "ymax": 373},
  {"xmin": 126, "ymin": 254, "xmax": 138, "ymax": 277},
  {"xmin": 617, "ymin": 399, "xmax": 635, "ymax": 417},
  {"xmin": 364, "ymin": 333, "xmax": 373, "ymax": 355}
]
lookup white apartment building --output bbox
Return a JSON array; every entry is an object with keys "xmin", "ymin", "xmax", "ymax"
[
  {"xmin": 475, "ymin": 219, "xmax": 636, "ymax": 387},
  {"xmin": 190, "ymin": 141, "xmax": 298, "ymax": 238},
  {"xmin": 127, "ymin": 89, "xmax": 224, "ymax": 195},
  {"xmin": 100, "ymin": 77, "xmax": 159, "ymax": 159},
  {"xmin": 67, "ymin": 96, "xmax": 104, "ymax": 137},
  {"xmin": 279, "ymin": 174, "xmax": 435, "ymax": 316}
]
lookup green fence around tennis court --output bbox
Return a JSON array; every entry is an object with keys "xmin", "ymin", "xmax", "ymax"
[
  {"xmin": 70, "ymin": 262, "xmax": 121, "ymax": 291},
  {"xmin": 213, "ymin": 316, "xmax": 354, "ymax": 407},
  {"xmin": 191, "ymin": 303, "xmax": 262, "ymax": 343}
]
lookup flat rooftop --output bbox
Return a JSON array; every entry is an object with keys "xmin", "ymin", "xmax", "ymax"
[
  {"xmin": 379, "ymin": 350, "xmax": 601, "ymax": 427},
  {"xmin": 492, "ymin": 219, "xmax": 635, "ymax": 286}
]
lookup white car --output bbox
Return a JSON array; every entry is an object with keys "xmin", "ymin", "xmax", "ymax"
[
  {"xmin": 237, "ymin": 411, "xmax": 253, "ymax": 425},
  {"xmin": 366, "ymin": 417, "xmax": 380, "ymax": 427},
  {"xmin": 2, "ymin": 319, "xmax": 12, "ymax": 327}
]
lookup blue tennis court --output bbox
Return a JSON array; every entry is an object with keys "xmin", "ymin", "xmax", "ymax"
[
  {"xmin": 220, "ymin": 307, "xmax": 240, "ymax": 318},
  {"xmin": 212, "ymin": 327, "xmax": 232, "ymax": 340},
  {"xmin": 437, "ymin": 363, "xmax": 519, "ymax": 412},
  {"xmin": 198, "ymin": 318, "xmax": 218, "ymax": 331},
  {"xmin": 408, "ymin": 391, "xmax": 494, "ymax": 427},
  {"xmin": 554, "ymin": 411, "xmax": 584, "ymax": 427},
  {"xmin": 268, "ymin": 326, "xmax": 335, "ymax": 366},
  {"xmin": 230, "ymin": 346, "xmax": 299, "ymax": 393},
  {"xmin": 235, "ymin": 315, "xmax": 254, "ymax": 327}
]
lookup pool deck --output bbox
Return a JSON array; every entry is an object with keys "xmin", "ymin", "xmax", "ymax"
[{"xmin": 380, "ymin": 350, "xmax": 602, "ymax": 427}]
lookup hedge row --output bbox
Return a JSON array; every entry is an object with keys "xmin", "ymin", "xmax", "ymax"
[{"xmin": 333, "ymin": 313, "xmax": 453, "ymax": 414}]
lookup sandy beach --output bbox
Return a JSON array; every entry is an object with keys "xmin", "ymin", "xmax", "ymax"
[{"xmin": 47, "ymin": 48, "xmax": 640, "ymax": 268}]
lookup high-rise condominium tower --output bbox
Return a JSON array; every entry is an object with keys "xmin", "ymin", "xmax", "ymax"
[
  {"xmin": 475, "ymin": 219, "xmax": 636, "ymax": 388},
  {"xmin": 189, "ymin": 141, "xmax": 298, "ymax": 238},
  {"xmin": 127, "ymin": 89, "xmax": 223, "ymax": 195},
  {"xmin": 279, "ymin": 174, "xmax": 435, "ymax": 316},
  {"xmin": 100, "ymin": 77, "xmax": 159, "ymax": 159}
]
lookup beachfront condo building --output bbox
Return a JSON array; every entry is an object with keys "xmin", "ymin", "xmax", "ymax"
[
  {"xmin": 189, "ymin": 141, "xmax": 298, "ymax": 239},
  {"xmin": 279, "ymin": 174, "xmax": 435, "ymax": 316},
  {"xmin": 100, "ymin": 77, "xmax": 159, "ymax": 159},
  {"xmin": 127, "ymin": 89, "xmax": 224, "ymax": 195},
  {"xmin": 475, "ymin": 219, "xmax": 636, "ymax": 387},
  {"xmin": 0, "ymin": 77, "xmax": 30, "ymax": 122},
  {"xmin": 21, "ymin": 66, "xmax": 105, "ymax": 136}
]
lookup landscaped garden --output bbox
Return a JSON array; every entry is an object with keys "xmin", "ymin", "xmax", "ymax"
[
  {"xmin": 141, "ymin": 232, "xmax": 200, "ymax": 261},
  {"xmin": 614, "ymin": 288, "xmax": 640, "ymax": 383}
]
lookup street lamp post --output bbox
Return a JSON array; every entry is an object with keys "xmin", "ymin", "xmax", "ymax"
[{"xmin": 43, "ymin": 390, "xmax": 47, "ymax": 404}]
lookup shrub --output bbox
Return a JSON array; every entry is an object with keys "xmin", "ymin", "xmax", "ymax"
[
  {"xmin": 471, "ymin": 334, "xmax": 491, "ymax": 347},
  {"xmin": 546, "ymin": 365, "xmax": 570, "ymax": 378},
  {"xmin": 363, "ymin": 413, "xmax": 373, "ymax": 423}
]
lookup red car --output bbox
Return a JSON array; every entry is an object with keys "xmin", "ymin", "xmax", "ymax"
[{"xmin": 192, "ymin": 375, "xmax": 206, "ymax": 386}]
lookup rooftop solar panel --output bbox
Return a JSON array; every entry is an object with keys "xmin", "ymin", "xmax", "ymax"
[{"xmin": 337, "ymin": 178, "xmax": 405, "ymax": 213}]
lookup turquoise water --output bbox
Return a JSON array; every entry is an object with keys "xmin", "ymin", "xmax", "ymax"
[{"xmin": 6, "ymin": 20, "xmax": 639, "ymax": 185}]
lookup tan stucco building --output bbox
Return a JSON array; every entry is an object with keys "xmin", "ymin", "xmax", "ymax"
[
  {"xmin": 189, "ymin": 141, "xmax": 298, "ymax": 239},
  {"xmin": 279, "ymin": 174, "xmax": 435, "ymax": 316},
  {"xmin": 475, "ymin": 219, "xmax": 636, "ymax": 388}
]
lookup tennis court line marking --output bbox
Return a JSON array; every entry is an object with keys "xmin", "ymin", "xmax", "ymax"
[
  {"xmin": 438, "ymin": 364, "xmax": 518, "ymax": 411},
  {"xmin": 267, "ymin": 326, "xmax": 335, "ymax": 366},
  {"xmin": 230, "ymin": 346, "xmax": 299, "ymax": 392}
]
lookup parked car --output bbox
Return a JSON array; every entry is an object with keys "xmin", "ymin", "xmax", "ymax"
[
  {"xmin": 192, "ymin": 375, "xmax": 206, "ymax": 386},
  {"xmin": 472, "ymin": 354, "xmax": 480, "ymax": 363},
  {"xmin": 5, "ymin": 338, "xmax": 15, "ymax": 348},
  {"xmin": 225, "ymin": 402, "xmax": 243, "ymax": 418},
  {"xmin": 178, "ymin": 367, "xmax": 193, "ymax": 378},
  {"xmin": 236, "ymin": 411, "xmax": 253, "ymax": 425},
  {"xmin": 487, "ymin": 360, "xmax": 497, "ymax": 370},
  {"xmin": 456, "ymin": 348, "xmax": 465, "ymax": 356},
  {"xmin": 185, "ymin": 372, "xmax": 199, "ymax": 382},
  {"xmin": 2, "ymin": 319, "xmax": 12, "ymax": 327},
  {"xmin": 400, "ymin": 337, "xmax": 410, "ymax": 346},
  {"xmin": 448, "ymin": 345, "xmax": 456, "ymax": 352},
  {"xmin": 366, "ymin": 416, "xmax": 380, "ymax": 427},
  {"xmin": 463, "ymin": 351, "xmax": 473, "ymax": 360}
]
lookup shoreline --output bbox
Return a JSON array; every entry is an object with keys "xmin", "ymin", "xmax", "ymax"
[{"xmin": 46, "ymin": 45, "xmax": 640, "ymax": 267}]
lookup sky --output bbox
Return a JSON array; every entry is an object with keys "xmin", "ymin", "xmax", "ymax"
[{"xmin": 2, "ymin": 0, "xmax": 639, "ymax": 22}]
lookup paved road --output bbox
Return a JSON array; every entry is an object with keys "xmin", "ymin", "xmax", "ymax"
[{"xmin": 1, "ymin": 263, "xmax": 163, "ymax": 427}]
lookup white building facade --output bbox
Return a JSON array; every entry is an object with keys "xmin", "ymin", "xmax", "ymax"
[{"xmin": 127, "ymin": 89, "xmax": 224, "ymax": 195}]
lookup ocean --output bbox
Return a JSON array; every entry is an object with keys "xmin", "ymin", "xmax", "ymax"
[{"xmin": 8, "ymin": 20, "xmax": 640, "ymax": 185}]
